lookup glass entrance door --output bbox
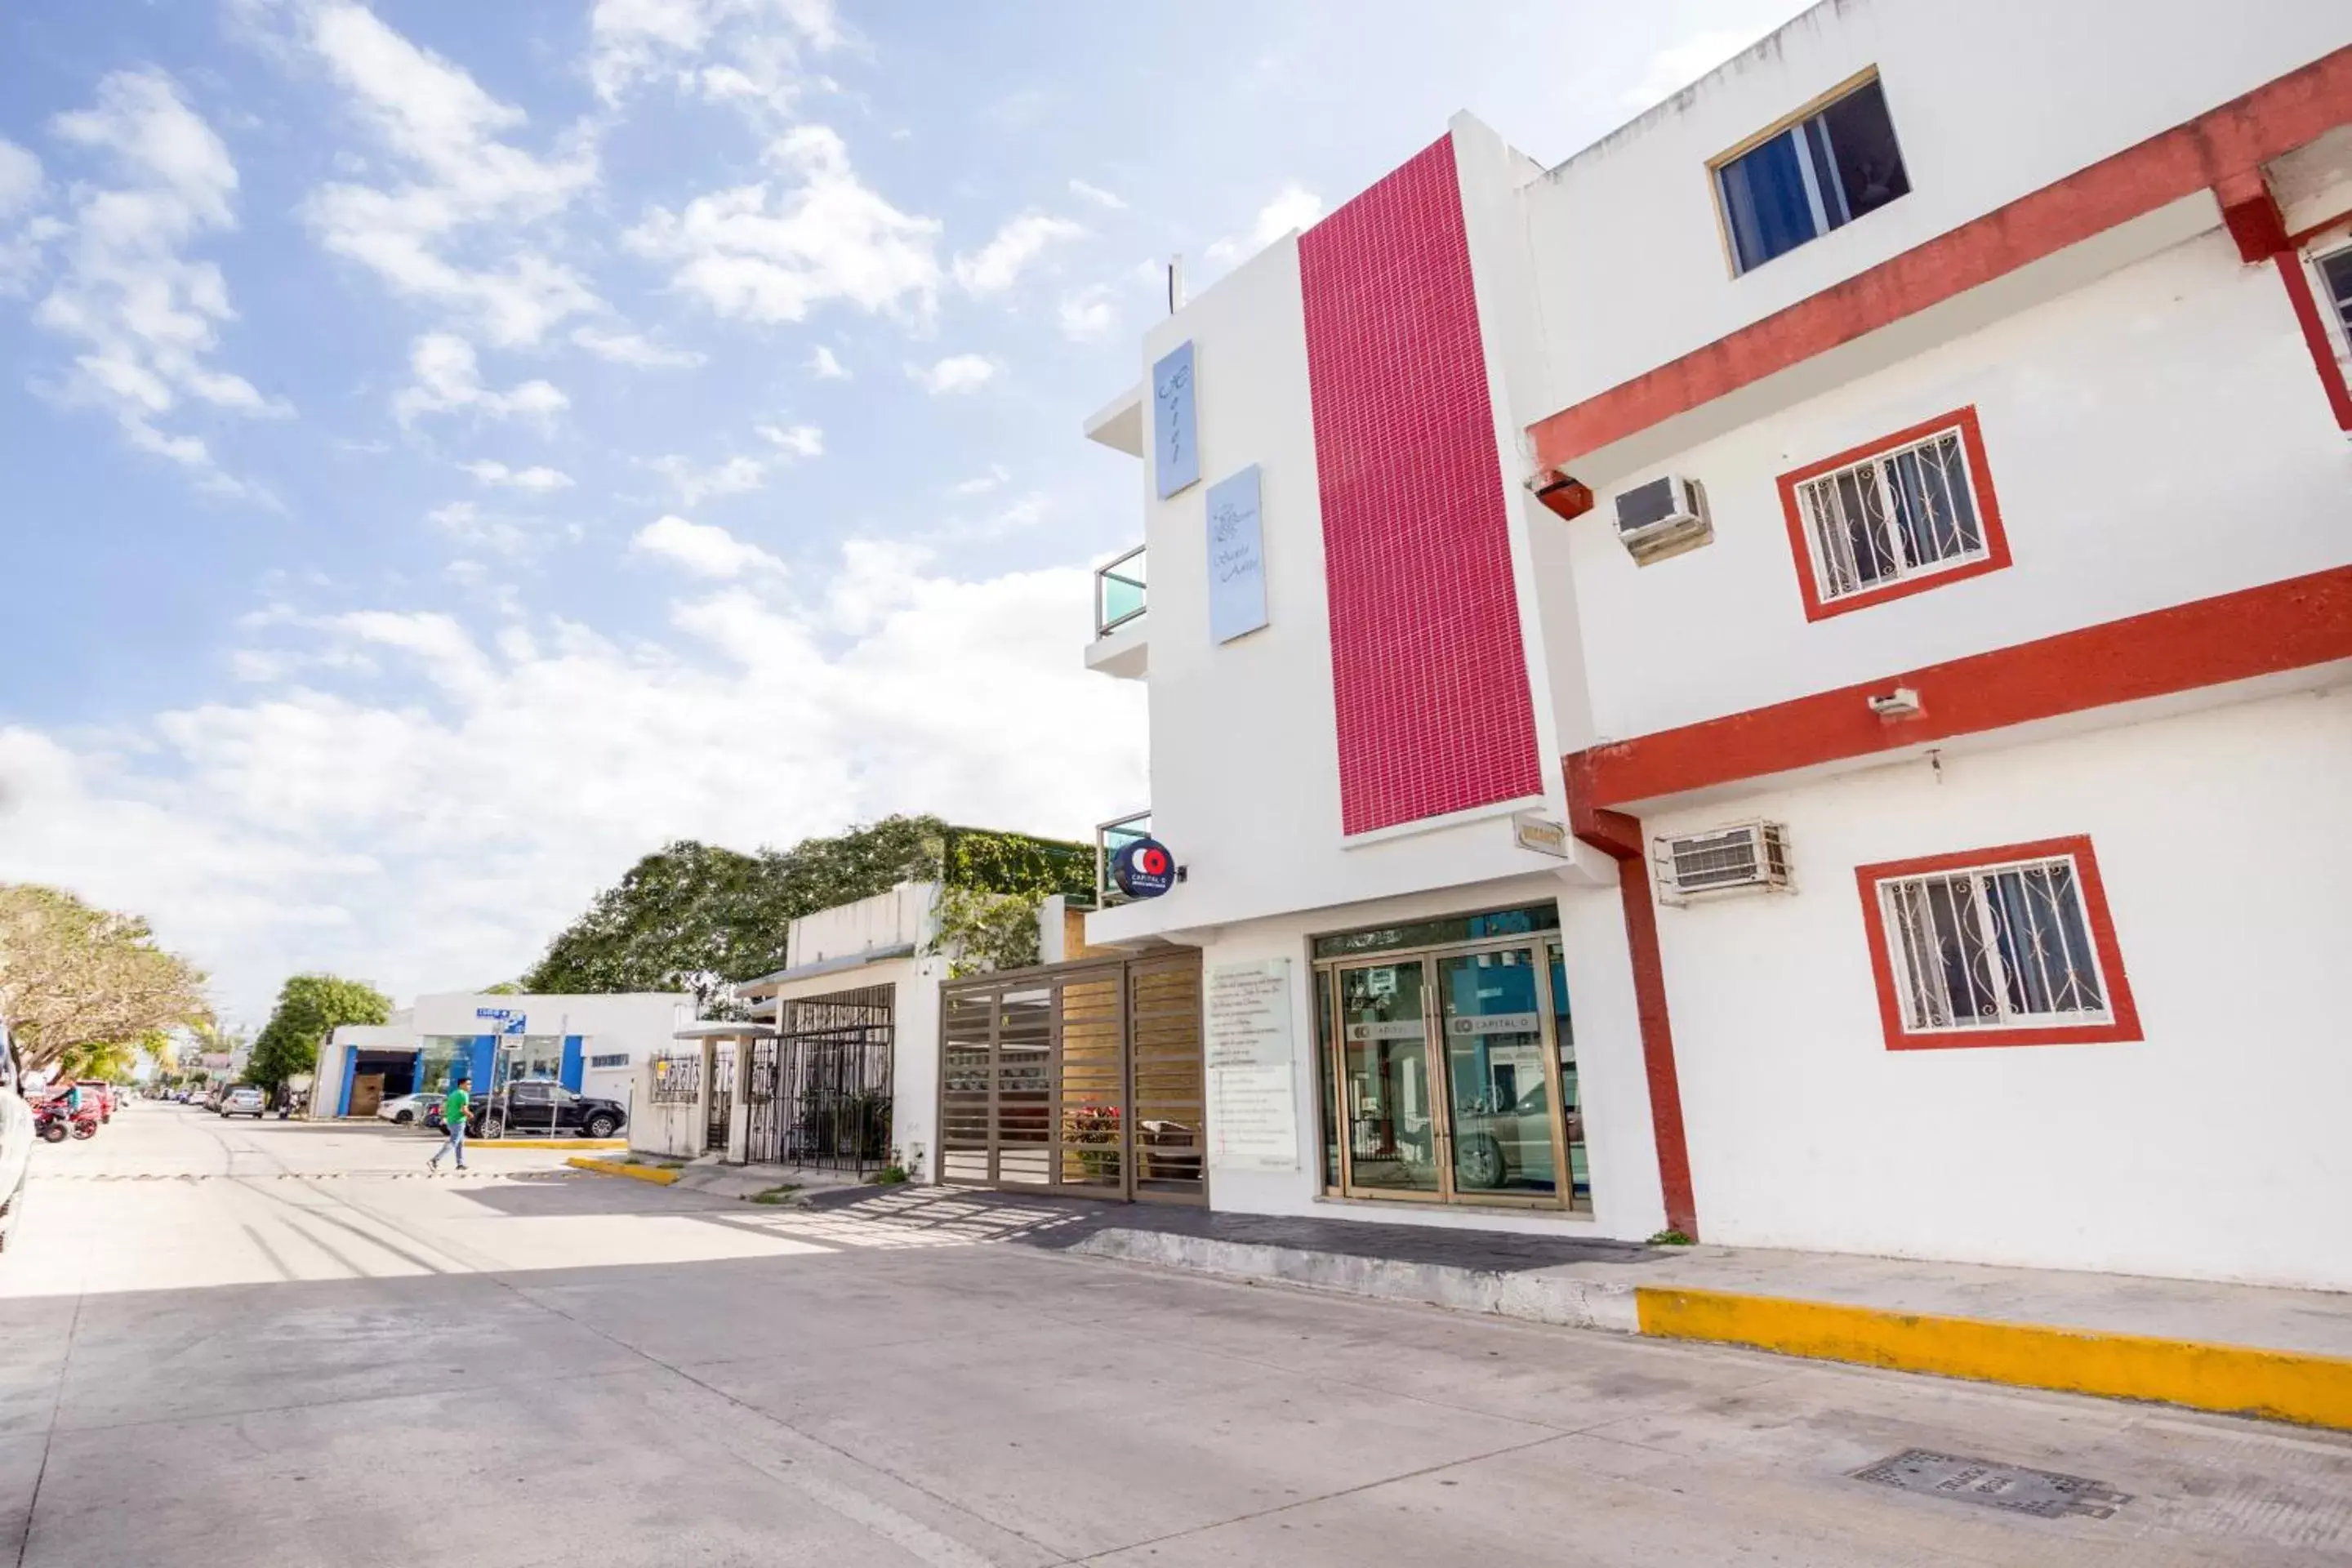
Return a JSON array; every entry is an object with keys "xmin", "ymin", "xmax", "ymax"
[
  {"xmin": 1437, "ymin": 947, "xmax": 1561, "ymax": 1200},
  {"xmin": 1334, "ymin": 960, "xmax": 1441, "ymax": 1198}
]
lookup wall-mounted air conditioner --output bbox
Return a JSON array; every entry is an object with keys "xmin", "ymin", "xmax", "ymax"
[
  {"xmin": 1654, "ymin": 822, "xmax": 1791, "ymax": 903},
  {"xmin": 1614, "ymin": 475, "xmax": 1713, "ymax": 564}
]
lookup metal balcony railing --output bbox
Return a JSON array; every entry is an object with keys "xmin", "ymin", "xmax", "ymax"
[
  {"xmin": 1094, "ymin": 545, "xmax": 1146, "ymax": 636},
  {"xmin": 1094, "ymin": 810, "xmax": 1152, "ymax": 906}
]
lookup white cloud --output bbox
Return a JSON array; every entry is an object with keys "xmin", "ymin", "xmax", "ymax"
[
  {"xmin": 394, "ymin": 332, "xmax": 568, "ymax": 428},
  {"xmin": 0, "ymin": 545, "xmax": 1143, "ymax": 1022},
  {"xmin": 951, "ymin": 212, "xmax": 1085, "ymax": 295},
  {"xmin": 25, "ymin": 71, "xmax": 283, "ymax": 489},
  {"xmin": 295, "ymin": 1, "xmax": 601, "ymax": 346},
  {"xmin": 756, "ymin": 422, "xmax": 823, "ymax": 458},
  {"xmin": 570, "ymin": 324, "xmax": 706, "ymax": 368},
  {"xmin": 1058, "ymin": 285, "xmax": 1115, "ymax": 342},
  {"xmin": 808, "ymin": 344, "xmax": 847, "ymax": 378},
  {"xmin": 650, "ymin": 452, "xmax": 766, "ymax": 505},
  {"xmin": 630, "ymin": 514, "xmax": 783, "ymax": 577},
  {"xmin": 1206, "ymin": 182, "xmax": 1324, "ymax": 265},
  {"xmin": 0, "ymin": 140, "xmax": 42, "ymax": 216},
  {"xmin": 461, "ymin": 460, "xmax": 573, "ymax": 493},
  {"xmin": 949, "ymin": 464, "xmax": 1008, "ymax": 497},
  {"xmin": 625, "ymin": 125, "xmax": 942, "ymax": 325},
  {"xmin": 589, "ymin": 0, "xmax": 843, "ymax": 114},
  {"xmin": 907, "ymin": 353, "xmax": 996, "ymax": 395},
  {"xmin": 426, "ymin": 498, "xmax": 556, "ymax": 559},
  {"xmin": 1067, "ymin": 177, "xmax": 1124, "ymax": 211}
]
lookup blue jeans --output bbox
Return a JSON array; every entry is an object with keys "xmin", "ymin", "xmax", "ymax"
[{"xmin": 431, "ymin": 1119, "xmax": 466, "ymax": 1168}]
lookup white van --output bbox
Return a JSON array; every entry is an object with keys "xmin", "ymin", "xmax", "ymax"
[{"xmin": 0, "ymin": 1020, "xmax": 33, "ymax": 1254}]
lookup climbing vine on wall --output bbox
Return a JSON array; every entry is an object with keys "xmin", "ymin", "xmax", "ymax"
[{"xmin": 932, "ymin": 886, "xmax": 1045, "ymax": 978}]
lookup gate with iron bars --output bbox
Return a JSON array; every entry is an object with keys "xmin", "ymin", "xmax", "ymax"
[
  {"xmin": 746, "ymin": 984, "xmax": 895, "ymax": 1174},
  {"xmin": 938, "ymin": 951, "xmax": 1205, "ymax": 1205}
]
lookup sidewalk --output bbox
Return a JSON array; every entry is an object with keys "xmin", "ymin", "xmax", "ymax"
[{"xmin": 803, "ymin": 1186, "xmax": 2352, "ymax": 1432}]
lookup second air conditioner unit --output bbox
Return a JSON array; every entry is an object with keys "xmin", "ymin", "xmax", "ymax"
[
  {"xmin": 1654, "ymin": 822, "xmax": 1792, "ymax": 903},
  {"xmin": 1613, "ymin": 474, "xmax": 1713, "ymax": 564}
]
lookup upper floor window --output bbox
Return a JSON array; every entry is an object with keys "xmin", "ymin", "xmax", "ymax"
[
  {"xmin": 2315, "ymin": 245, "xmax": 2352, "ymax": 346},
  {"xmin": 1776, "ymin": 407, "xmax": 2010, "ymax": 621},
  {"xmin": 1715, "ymin": 74, "xmax": 1910, "ymax": 274},
  {"xmin": 1857, "ymin": 836, "xmax": 2141, "ymax": 1051}
]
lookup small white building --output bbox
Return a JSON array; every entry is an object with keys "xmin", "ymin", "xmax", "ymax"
[
  {"xmin": 1074, "ymin": 0, "xmax": 2352, "ymax": 1291},
  {"xmin": 320, "ymin": 991, "xmax": 694, "ymax": 1119}
]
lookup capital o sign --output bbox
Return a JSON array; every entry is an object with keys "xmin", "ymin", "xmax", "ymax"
[{"xmin": 1111, "ymin": 837, "xmax": 1178, "ymax": 899}]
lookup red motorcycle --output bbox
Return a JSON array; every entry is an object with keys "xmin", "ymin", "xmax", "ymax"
[{"xmin": 34, "ymin": 1100, "xmax": 99, "ymax": 1143}]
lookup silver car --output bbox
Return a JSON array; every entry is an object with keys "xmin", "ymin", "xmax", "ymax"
[{"xmin": 219, "ymin": 1085, "xmax": 267, "ymax": 1120}]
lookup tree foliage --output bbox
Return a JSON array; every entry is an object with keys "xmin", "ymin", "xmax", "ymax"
[
  {"xmin": 0, "ymin": 884, "xmax": 211, "ymax": 1071},
  {"xmin": 247, "ymin": 974, "xmax": 391, "ymax": 1093},
  {"xmin": 521, "ymin": 816, "xmax": 1094, "ymax": 1006}
]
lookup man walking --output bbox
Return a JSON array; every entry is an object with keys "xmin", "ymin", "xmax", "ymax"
[{"xmin": 428, "ymin": 1071, "xmax": 471, "ymax": 1174}]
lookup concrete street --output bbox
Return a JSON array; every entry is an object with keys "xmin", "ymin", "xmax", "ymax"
[{"xmin": 3, "ymin": 1105, "xmax": 2348, "ymax": 1567}]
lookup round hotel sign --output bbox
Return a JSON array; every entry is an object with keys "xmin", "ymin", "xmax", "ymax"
[{"xmin": 1112, "ymin": 838, "xmax": 1178, "ymax": 899}]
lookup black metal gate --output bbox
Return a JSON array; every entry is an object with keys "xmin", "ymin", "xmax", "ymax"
[
  {"xmin": 746, "ymin": 986, "xmax": 895, "ymax": 1174},
  {"xmin": 938, "ymin": 951, "xmax": 1205, "ymax": 1205}
]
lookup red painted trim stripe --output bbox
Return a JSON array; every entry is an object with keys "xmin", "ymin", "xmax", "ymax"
[
  {"xmin": 1855, "ymin": 835, "xmax": 2143, "ymax": 1051},
  {"xmin": 1571, "ymin": 805, "xmax": 1699, "ymax": 1241},
  {"xmin": 1530, "ymin": 47, "xmax": 2352, "ymax": 471},
  {"xmin": 1775, "ymin": 406, "xmax": 2012, "ymax": 622},
  {"xmin": 1567, "ymin": 564, "xmax": 2352, "ymax": 812},
  {"xmin": 2275, "ymin": 252, "xmax": 2352, "ymax": 430}
]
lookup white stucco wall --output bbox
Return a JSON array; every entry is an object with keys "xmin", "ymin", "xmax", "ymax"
[
  {"xmin": 785, "ymin": 883, "xmax": 936, "ymax": 968},
  {"xmin": 1188, "ymin": 871, "xmax": 1670, "ymax": 1242},
  {"xmin": 1565, "ymin": 229, "xmax": 2352, "ymax": 743},
  {"xmin": 1645, "ymin": 684, "xmax": 2352, "ymax": 1290},
  {"xmin": 1525, "ymin": 0, "xmax": 2352, "ymax": 414}
]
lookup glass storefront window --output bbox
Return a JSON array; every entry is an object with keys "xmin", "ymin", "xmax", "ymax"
[
  {"xmin": 1312, "ymin": 904, "xmax": 1590, "ymax": 1214},
  {"xmin": 418, "ymin": 1037, "xmax": 470, "ymax": 1095}
]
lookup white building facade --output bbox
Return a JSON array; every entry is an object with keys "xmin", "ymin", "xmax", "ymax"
[{"xmin": 1081, "ymin": 0, "xmax": 2352, "ymax": 1290}]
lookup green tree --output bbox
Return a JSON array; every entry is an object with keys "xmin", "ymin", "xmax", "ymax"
[
  {"xmin": 0, "ymin": 884, "xmax": 211, "ymax": 1072},
  {"xmin": 520, "ymin": 815, "xmax": 1093, "ymax": 1004},
  {"xmin": 247, "ymin": 975, "xmax": 391, "ymax": 1094}
]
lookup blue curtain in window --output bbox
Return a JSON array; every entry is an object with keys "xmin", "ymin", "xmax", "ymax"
[{"xmin": 1722, "ymin": 131, "xmax": 1816, "ymax": 272}]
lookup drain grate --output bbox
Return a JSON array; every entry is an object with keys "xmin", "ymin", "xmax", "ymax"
[{"xmin": 1852, "ymin": 1450, "xmax": 2131, "ymax": 1519}]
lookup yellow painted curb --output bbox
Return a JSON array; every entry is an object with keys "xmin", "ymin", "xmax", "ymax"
[
  {"xmin": 474, "ymin": 1138, "xmax": 627, "ymax": 1150},
  {"xmin": 565, "ymin": 1156, "xmax": 680, "ymax": 1186},
  {"xmin": 1634, "ymin": 1285, "xmax": 2352, "ymax": 1431}
]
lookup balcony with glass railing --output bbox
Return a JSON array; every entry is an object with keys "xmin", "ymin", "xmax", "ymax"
[
  {"xmin": 1085, "ymin": 544, "xmax": 1149, "ymax": 679},
  {"xmin": 1094, "ymin": 809, "xmax": 1152, "ymax": 905}
]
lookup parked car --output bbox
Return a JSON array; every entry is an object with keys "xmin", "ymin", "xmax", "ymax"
[
  {"xmin": 218, "ymin": 1085, "xmax": 267, "ymax": 1120},
  {"xmin": 376, "ymin": 1092, "xmax": 432, "ymax": 1126},
  {"xmin": 480, "ymin": 1080, "xmax": 627, "ymax": 1141}
]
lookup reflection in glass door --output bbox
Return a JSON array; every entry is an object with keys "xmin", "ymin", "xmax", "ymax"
[
  {"xmin": 1336, "ymin": 962, "xmax": 1440, "ymax": 1196},
  {"xmin": 1437, "ymin": 949, "xmax": 1561, "ymax": 1200}
]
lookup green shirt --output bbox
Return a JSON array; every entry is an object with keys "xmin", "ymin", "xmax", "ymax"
[{"xmin": 443, "ymin": 1085, "xmax": 470, "ymax": 1125}]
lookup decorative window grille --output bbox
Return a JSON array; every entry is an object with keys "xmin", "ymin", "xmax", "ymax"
[
  {"xmin": 590, "ymin": 1052, "xmax": 629, "ymax": 1069},
  {"xmin": 647, "ymin": 1053, "xmax": 700, "ymax": 1104},
  {"xmin": 1876, "ymin": 853, "xmax": 2109, "ymax": 1034},
  {"xmin": 1797, "ymin": 425, "xmax": 1984, "ymax": 602},
  {"xmin": 2314, "ymin": 245, "xmax": 2352, "ymax": 350}
]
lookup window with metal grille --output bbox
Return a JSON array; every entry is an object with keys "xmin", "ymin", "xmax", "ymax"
[
  {"xmin": 2318, "ymin": 247, "xmax": 2352, "ymax": 341},
  {"xmin": 590, "ymin": 1052, "xmax": 628, "ymax": 1069},
  {"xmin": 1879, "ymin": 857, "xmax": 2105, "ymax": 1032},
  {"xmin": 1798, "ymin": 425, "xmax": 1982, "ymax": 599},
  {"xmin": 1778, "ymin": 407, "xmax": 2009, "ymax": 621},
  {"xmin": 1856, "ymin": 835, "xmax": 2141, "ymax": 1050}
]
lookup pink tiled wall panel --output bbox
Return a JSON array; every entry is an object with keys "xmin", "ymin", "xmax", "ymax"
[{"xmin": 1298, "ymin": 135, "xmax": 1542, "ymax": 835}]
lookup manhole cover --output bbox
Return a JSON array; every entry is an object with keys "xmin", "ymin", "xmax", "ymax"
[{"xmin": 1852, "ymin": 1450, "xmax": 2130, "ymax": 1519}]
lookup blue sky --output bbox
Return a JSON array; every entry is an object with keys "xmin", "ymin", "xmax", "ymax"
[{"xmin": 0, "ymin": 0, "xmax": 1809, "ymax": 1022}]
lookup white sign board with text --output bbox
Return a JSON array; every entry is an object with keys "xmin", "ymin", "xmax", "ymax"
[{"xmin": 1205, "ymin": 958, "xmax": 1299, "ymax": 1171}]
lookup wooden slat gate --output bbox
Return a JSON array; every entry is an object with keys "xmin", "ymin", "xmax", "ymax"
[{"xmin": 938, "ymin": 951, "xmax": 1205, "ymax": 1205}]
